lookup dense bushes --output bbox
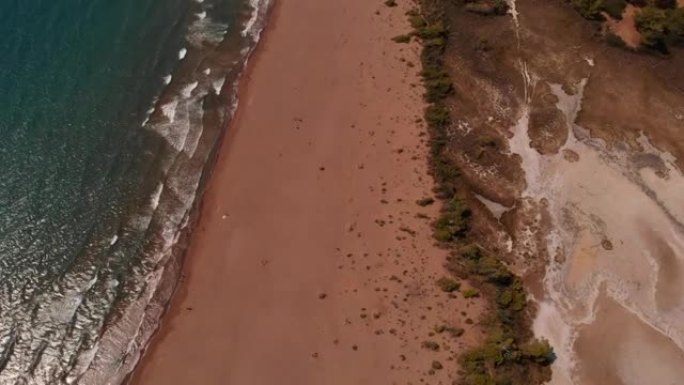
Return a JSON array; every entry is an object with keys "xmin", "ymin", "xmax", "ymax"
[
  {"xmin": 603, "ymin": 0, "xmax": 629, "ymax": 18},
  {"xmin": 463, "ymin": 0, "xmax": 509, "ymax": 16},
  {"xmin": 434, "ymin": 198, "xmax": 472, "ymax": 242},
  {"xmin": 448, "ymin": 245, "xmax": 554, "ymax": 384},
  {"xmin": 568, "ymin": 0, "xmax": 610, "ymax": 19},
  {"xmin": 567, "ymin": 0, "xmax": 629, "ymax": 19},
  {"xmin": 635, "ymin": 6, "xmax": 684, "ymax": 51},
  {"xmin": 566, "ymin": 0, "xmax": 684, "ymax": 52}
]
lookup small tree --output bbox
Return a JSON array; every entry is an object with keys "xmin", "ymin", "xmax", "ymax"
[
  {"xmin": 666, "ymin": 8, "xmax": 684, "ymax": 44},
  {"xmin": 635, "ymin": 6, "xmax": 669, "ymax": 50},
  {"xmin": 521, "ymin": 339, "xmax": 556, "ymax": 365}
]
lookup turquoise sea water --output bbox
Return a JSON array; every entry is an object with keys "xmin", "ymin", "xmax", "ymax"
[{"xmin": 0, "ymin": 0, "xmax": 268, "ymax": 383}]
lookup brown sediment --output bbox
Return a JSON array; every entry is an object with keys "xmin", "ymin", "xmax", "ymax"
[
  {"xmin": 574, "ymin": 291, "xmax": 684, "ymax": 385},
  {"xmin": 127, "ymin": 0, "xmax": 485, "ymax": 384}
]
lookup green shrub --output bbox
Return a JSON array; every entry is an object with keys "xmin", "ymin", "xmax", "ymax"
[
  {"xmin": 423, "ymin": 68, "xmax": 454, "ymax": 102},
  {"xmin": 435, "ymin": 157, "xmax": 460, "ymax": 182},
  {"xmin": 461, "ymin": 244, "xmax": 483, "ymax": 260},
  {"xmin": 605, "ymin": 31, "xmax": 629, "ymax": 48},
  {"xmin": 437, "ymin": 276, "xmax": 461, "ymax": 292},
  {"xmin": 652, "ymin": 0, "xmax": 677, "ymax": 8},
  {"xmin": 463, "ymin": 374, "xmax": 496, "ymax": 385},
  {"xmin": 408, "ymin": 10, "xmax": 428, "ymax": 29},
  {"xmin": 415, "ymin": 21, "xmax": 448, "ymax": 40},
  {"xmin": 447, "ymin": 326, "xmax": 465, "ymax": 337},
  {"xmin": 434, "ymin": 198, "xmax": 471, "ymax": 242},
  {"xmin": 601, "ymin": 0, "xmax": 627, "ymax": 19},
  {"xmin": 569, "ymin": 0, "xmax": 605, "ymax": 20},
  {"xmin": 496, "ymin": 279, "xmax": 527, "ymax": 311},
  {"xmin": 463, "ymin": 288, "xmax": 480, "ymax": 298},
  {"xmin": 465, "ymin": 3, "xmax": 497, "ymax": 15},
  {"xmin": 416, "ymin": 197, "xmax": 435, "ymax": 206},
  {"xmin": 635, "ymin": 6, "xmax": 669, "ymax": 50},
  {"xmin": 476, "ymin": 256, "xmax": 514, "ymax": 285},
  {"xmin": 425, "ymin": 104, "xmax": 451, "ymax": 128},
  {"xmin": 521, "ymin": 339, "xmax": 555, "ymax": 365},
  {"xmin": 666, "ymin": 8, "xmax": 684, "ymax": 44},
  {"xmin": 392, "ymin": 34, "xmax": 412, "ymax": 43},
  {"xmin": 493, "ymin": 0, "xmax": 509, "ymax": 15},
  {"xmin": 464, "ymin": 0, "xmax": 509, "ymax": 15}
]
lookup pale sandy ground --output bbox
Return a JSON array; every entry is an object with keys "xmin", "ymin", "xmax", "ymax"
[
  {"xmin": 128, "ymin": 0, "xmax": 483, "ymax": 384},
  {"xmin": 509, "ymin": 76, "xmax": 684, "ymax": 385}
]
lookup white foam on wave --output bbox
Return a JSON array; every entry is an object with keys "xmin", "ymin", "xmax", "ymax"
[
  {"xmin": 181, "ymin": 81, "xmax": 199, "ymax": 98},
  {"xmin": 150, "ymin": 183, "xmax": 164, "ymax": 212},
  {"xmin": 109, "ymin": 235, "xmax": 118, "ymax": 246},
  {"xmin": 212, "ymin": 78, "xmax": 225, "ymax": 95},
  {"xmin": 242, "ymin": 0, "xmax": 271, "ymax": 39},
  {"xmin": 163, "ymin": 74, "xmax": 172, "ymax": 85},
  {"xmin": 161, "ymin": 100, "xmax": 178, "ymax": 123},
  {"xmin": 73, "ymin": 2, "xmax": 276, "ymax": 383},
  {"xmin": 187, "ymin": 15, "xmax": 228, "ymax": 47},
  {"xmin": 65, "ymin": 342, "xmax": 99, "ymax": 384},
  {"xmin": 141, "ymin": 105, "xmax": 157, "ymax": 127}
]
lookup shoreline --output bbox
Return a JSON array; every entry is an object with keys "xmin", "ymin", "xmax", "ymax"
[
  {"xmin": 128, "ymin": 0, "xmax": 482, "ymax": 384},
  {"xmin": 123, "ymin": 2, "xmax": 278, "ymax": 383}
]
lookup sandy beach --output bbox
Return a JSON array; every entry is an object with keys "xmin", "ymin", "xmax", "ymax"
[{"xmin": 128, "ymin": 0, "xmax": 482, "ymax": 384}]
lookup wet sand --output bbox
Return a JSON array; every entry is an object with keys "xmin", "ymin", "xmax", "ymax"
[
  {"xmin": 575, "ymin": 291, "xmax": 684, "ymax": 385},
  {"xmin": 128, "ymin": 0, "xmax": 482, "ymax": 384}
]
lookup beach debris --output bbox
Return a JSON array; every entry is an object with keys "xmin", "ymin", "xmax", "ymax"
[
  {"xmin": 416, "ymin": 197, "xmax": 434, "ymax": 207},
  {"xmin": 399, "ymin": 226, "xmax": 416, "ymax": 236},
  {"xmin": 601, "ymin": 239, "xmax": 614, "ymax": 250},
  {"xmin": 421, "ymin": 340, "xmax": 440, "ymax": 351}
]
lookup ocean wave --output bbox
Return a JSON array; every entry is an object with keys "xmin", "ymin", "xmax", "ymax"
[
  {"xmin": 76, "ymin": 0, "xmax": 274, "ymax": 383},
  {"xmin": 177, "ymin": 48, "xmax": 187, "ymax": 60},
  {"xmin": 243, "ymin": 0, "xmax": 272, "ymax": 40},
  {"xmin": 0, "ymin": 0, "xmax": 274, "ymax": 382}
]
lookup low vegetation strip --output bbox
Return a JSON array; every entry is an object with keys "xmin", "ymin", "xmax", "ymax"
[{"xmin": 407, "ymin": 0, "xmax": 555, "ymax": 384}]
